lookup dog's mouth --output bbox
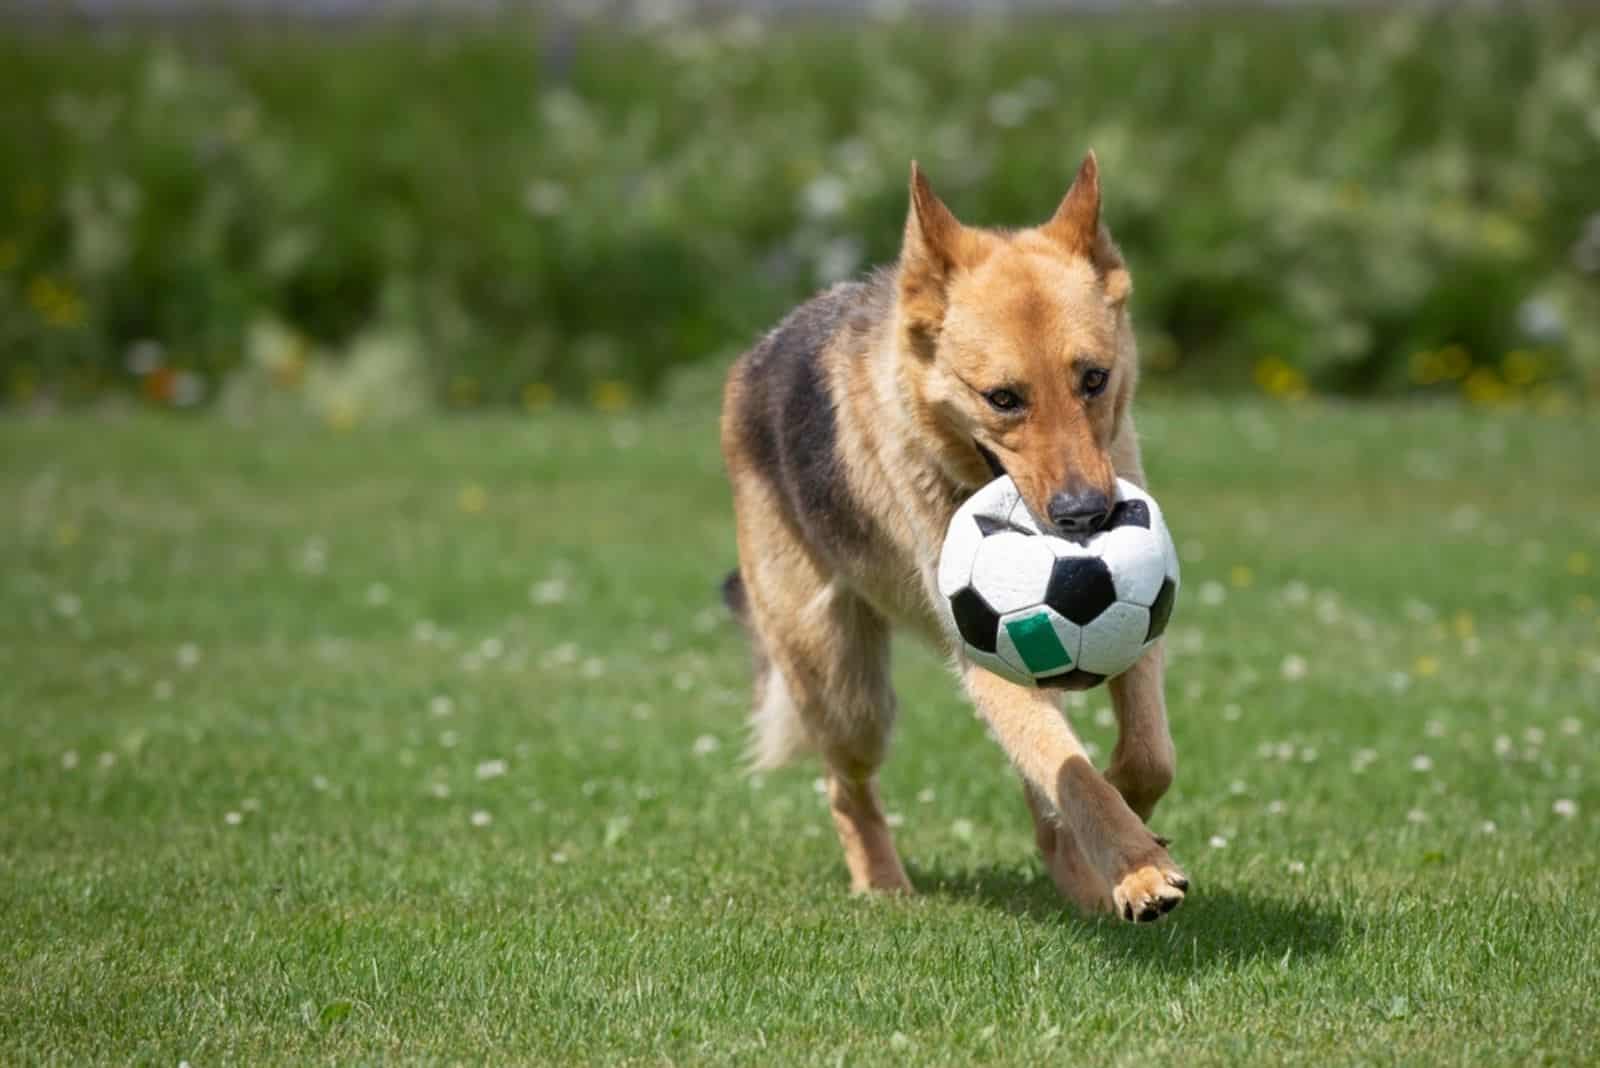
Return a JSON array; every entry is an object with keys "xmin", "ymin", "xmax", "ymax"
[{"xmin": 973, "ymin": 440, "xmax": 1006, "ymax": 480}]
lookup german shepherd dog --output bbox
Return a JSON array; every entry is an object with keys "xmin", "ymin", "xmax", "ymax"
[{"xmin": 720, "ymin": 154, "xmax": 1187, "ymax": 922}]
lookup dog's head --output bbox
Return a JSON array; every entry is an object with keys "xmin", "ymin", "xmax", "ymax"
[{"xmin": 895, "ymin": 154, "xmax": 1137, "ymax": 535}]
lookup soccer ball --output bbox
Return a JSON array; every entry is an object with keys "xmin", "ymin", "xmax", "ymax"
[{"xmin": 937, "ymin": 476, "xmax": 1179, "ymax": 689}]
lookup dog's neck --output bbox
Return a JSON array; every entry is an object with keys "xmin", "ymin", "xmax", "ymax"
[{"xmin": 862, "ymin": 324, "xmax": 979, "ymax": 545}]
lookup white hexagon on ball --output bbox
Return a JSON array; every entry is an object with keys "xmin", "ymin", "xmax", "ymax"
[
  {"xmin": 1076, "ymin": 601, "xmax": 1152, "ymax": 676},
  {"xmin": 968, "ymin": 532, "xmax": 1057, "ymax": 615}
]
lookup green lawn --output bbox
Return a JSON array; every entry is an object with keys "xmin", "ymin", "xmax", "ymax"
[{"xmin": 3, "ymin": 397, "xmax": 1598, "ymax": 1065}]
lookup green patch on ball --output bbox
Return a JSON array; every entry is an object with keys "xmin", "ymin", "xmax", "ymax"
[{"xmin": 1003, "ymin": 612, "xmax": 1072, "ymax": 674}]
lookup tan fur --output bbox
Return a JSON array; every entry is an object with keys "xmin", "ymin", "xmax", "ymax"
[{"xmin": 721, "ymin": 154, "xmax": 1186, "ymax": 919}]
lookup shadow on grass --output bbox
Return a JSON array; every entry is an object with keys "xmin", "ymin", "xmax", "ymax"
[{"xmin": 912, "ymin": 862, "xmax": 1347, "ymax": 971}]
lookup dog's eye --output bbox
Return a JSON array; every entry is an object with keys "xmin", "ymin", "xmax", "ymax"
[
  {"xmin": 984, "ymin": 388, "xmax": 1023, "ymax": 412},
  {"xmin": 1081, "ymin": 368, "xmax": 1110, "ymax": 397}
]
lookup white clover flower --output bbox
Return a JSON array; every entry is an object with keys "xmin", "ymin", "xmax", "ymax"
[{"xmin": 802, "ymin": 175, "xmax": 849, "ymax": 219}]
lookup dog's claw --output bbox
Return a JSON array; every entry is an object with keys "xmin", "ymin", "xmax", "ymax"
[{"xmin": 1110, "ymin": 857, "xmax": 1189, "ymax": 925}]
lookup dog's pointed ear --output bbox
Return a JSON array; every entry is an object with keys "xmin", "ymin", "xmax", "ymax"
[
  {"xmin": 1045, "ymin": 150, "xmax": 1132, "ymax": 308},
  {"xmin": 904, "ymin": 161, "xmax": 966, "ymax": 272},
  {"xmin": 1043, "ymin": 150, "xmax": 1101, "ymax": 255},
  {"xmin": 900, "ymin": 162, "xmax": 971, "ymax": 356}
]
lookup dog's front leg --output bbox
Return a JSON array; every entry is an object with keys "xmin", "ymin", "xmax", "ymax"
[
  {"xmin": 965, "ymin": 666, "xmax": 1187, "ymax": 922},
  {"xmin": 1105, "ymin": 641, "xmax": 1176, "ymax": 822}
]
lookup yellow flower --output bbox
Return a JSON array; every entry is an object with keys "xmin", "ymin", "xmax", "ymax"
[
  {"xmin": 55, "ymin": 522, "xmax": 79, "ymax": 547},
  {"xmin": 1252, "ymin": 357, "xmax": 1309, "ymax": 401},
  {"xmin": 522, "ymin": 382, "xmax": 554, "ymax": 412},
  {"xmin": 1452, "ymin": 611, "xmax": 1474, "ymax": 640},
  {"xmin": 1569, "ymin": 551, "xmax": 1593, "ymax": 577},
  {"xmin": 1462, "ymin": 368, "xmax": 1508, "ymax": 407},
  {"xmin": 591, "ymin": 379, "xmax": 632, "ymax": 413},
  {"xmin": 1409, "ymin": 349, "xmax": 1444, "ymax": 385},
  {"xmin": 458, "ymin": 484, "xmax": 488, "ymax": 514},
  {"xmin": 1229, "ymin": 565, "xmax": 1254, "ymax": 589},
  {"xmin": 25, "ymin": 275, "xmax": 86, "ymax": 329},
  {"xmin": 1414, "ymin": 656, "xmax": 1440, "ymax": 678},
  {"xmin": 1437, "ymin": 345, "xmax": 1471, "ymax": 380},
  {"xmin": 1501, "ymin": 349, "xmax": 1543, "ymax": 388}
]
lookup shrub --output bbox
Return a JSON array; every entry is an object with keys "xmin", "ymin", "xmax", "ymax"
[{"xmin": 2, "ymin": 10, "xmax": 1597, "ymax": 415}]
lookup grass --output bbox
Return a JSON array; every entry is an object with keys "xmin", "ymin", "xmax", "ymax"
[{"xmin": 3, "ymin": 394, "xmax": 1599, "ymax": 1065}]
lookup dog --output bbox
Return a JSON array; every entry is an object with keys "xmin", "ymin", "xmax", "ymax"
[{"xmin": 719, "ymin": 153, "xmax": 1186, "ymax": 922}]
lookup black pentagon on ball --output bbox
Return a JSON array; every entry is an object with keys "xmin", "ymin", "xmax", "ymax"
[
  {"xmin": 949, "ymin": 587, "xmax": 1000, "ymax": 653},
  {"xmin": 1037, "ymin": 668, "xmax": 1107, "ymax": 691},
  {"xmin": 1044, "ymin": 555, "xmax": 1118, "ymax": 626},
  {"xmin": 974, "ymin": 514, "xmax": 1032, "ymax": 537},
  {"xmin": 1106, "ymin": 499, "xmax": 1151, "ymax": 530},
  {"xmin": 1145, "ymin": 577, "xmax": 1177, "ymax": 642}
]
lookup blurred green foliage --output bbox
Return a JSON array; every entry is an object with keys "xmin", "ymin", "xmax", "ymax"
[{"xmin": 2, "ymin": 10, "xmax": 1599, "ymax": 417}]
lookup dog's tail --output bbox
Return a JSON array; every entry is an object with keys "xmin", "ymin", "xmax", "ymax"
[{"xmin": 720, "ymin": 568, "xmax": 808, "ymax": 770}]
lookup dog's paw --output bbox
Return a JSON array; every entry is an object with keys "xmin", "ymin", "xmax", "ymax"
[{"xmin": 1110, "ymin": 854, "xmax": 1187, "ymax": 923}]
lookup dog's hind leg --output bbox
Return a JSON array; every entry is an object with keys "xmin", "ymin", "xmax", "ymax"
[{"xmin": 733, "ymin": 505, "xmax": 910, "ymax": 893}]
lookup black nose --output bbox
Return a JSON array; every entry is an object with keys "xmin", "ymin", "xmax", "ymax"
[{"xmin": 1047, "ymin": 490, "xmax": 1112, "ymax": 534}]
